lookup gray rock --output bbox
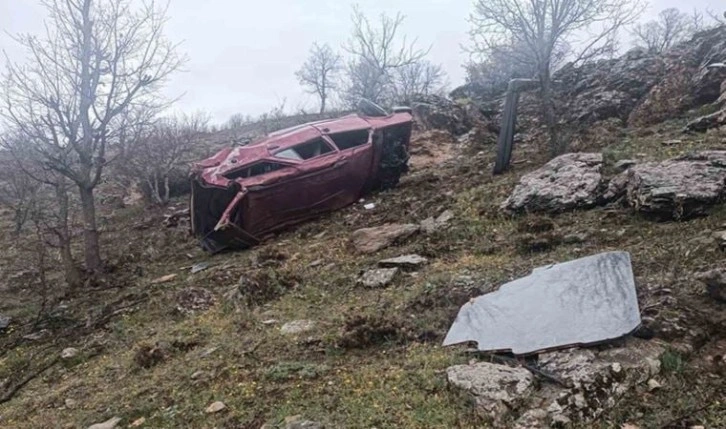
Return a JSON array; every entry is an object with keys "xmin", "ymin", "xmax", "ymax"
[
  {"xmin": 191, "ymin": 262, "xmax": 210, "ymax": 274},
  {"xmin": 350, "ymin": 223, "xmax": 419, "ymax": 253},
  {"xmin": 503, "ymin": 153, "xmax": 605, "ymax": 213},
  {"xmin": 685, "ymin": 108, "xmax": 726, "ymax": 132},
  {"xmin": 280, "ymin": 320, "xmax": 316, "ymax": 335},
  {"xmin": 357, "ymin": 268, "xmax": 399, "ymax": 288},
  {"xmin": 613, "ymin": 159, "xmax": 637, "ymax": 172},
  {"xmin": 696, "ymin": 268, "xmax": 726, "ymax": 302},
  {"xmin": 0, "ymin": 314, "xmax": 10, "ymax": 330},
  {"xmin": 61, "ymin": 347, "xmax": 79, "ymax": 360},
  {"xmin": 378, "ymin": 254, "xmax": 428, "ymax": 269},
  {"xmin": 284, "ymin": 415, "xmax": 324, "ymax": 429},
  {"xmin": 205, "ymin": 401, "xmax": 226, "ymax": 413},
  {"xmin": 421, "ymin": 209, "xmax": 455, "ymax": 233},
  {"xmin": 87, "ymin": 417, "xmax": 122, "ymax": 429},
  {"xmin": 623, "ymin": 151, "xmax": 726, "ymax": 219},
  {"xmin": 447, "ymin": 362, "xmax": 534, "ymax": 421},
  {"xmin": 536, "ymin": 338, "xmax": 663, "ymax": 423}
]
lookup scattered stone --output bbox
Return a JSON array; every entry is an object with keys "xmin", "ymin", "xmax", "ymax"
[
  {"xmin": 176, "ymin": 287, "xmax": 215, "ymax": 313},
  {"xmin": 130, "ymin": 417, "xmax": 146, "ymax": 427},
  {"xmin": 647, "ymin": 378, "xmax": 662, "ymax": 391},
  {"xmin": 503, "ymin": 153, "xmax": 605, "ymax": 213},
  {"xmin": 420, "ymin": 209, "xmax": 455, "ymax": 233},
  {"xmin": 280, "ymin": 320, "xmax": 316, "ymax": 335},
  {"xmin": 662, "ymin": 139, "xmax": 682, "ymax": 146},
  {"xmin": 696, "ymin": 268, "xmax": 726, "ymax": 302},
  {"xmin": 284, "ymin": 415, "xmax": 324, "ymax": 429},
  {"xmin": 712, "ymin": 231, "xmax": 726, "ymax": 250},
  {"xmin": 308, "ymin": 259, "xmax": 324, "ymax": 268},
  {"xmin": 0, "ymin": 314, "xmax": 10, "ymax": 331},
  {"xmin": 64, "ymin": 398, "xmax": 77, "ymax": 409},
  {"xmin": 378, "ymin": 254, "xmax": 428, "ymax": 269},
  {"xmin": 620, "ymin": 424, "xmax": 641, "ymax": 429},
  {"xmin": 61, "ymin": 347, "xmax": 79, "ymax": 360},
  {"xmin": 357, "ymin": 268, "xmax": 399, "ymax": 288},
  {"xmin": 351, "ymin": 223, "xmax": 419, "ymax": 253},
  {"xmin": 563, "ymin": 232, "xmax": 588, "ymax": 244},
  {"xmin": 205, "ymin": 401, "xmax": 226, "ymax": 414},
  {"xmin": 87, "ymin": 417, "xmax": 122, "ymax": 429},
  {"xmin": 261, "ymin": 319, "xmax": 278, "ymax": 325},
  {"xmin": 613, "ymin": 159, "xmax": 637, "ymax": 172},
  {"xmin": 190, "ymin": 262, "xmax": 210, "ymax": 274},
  {"xmin": 22, "ymin": 329, "xmax": 49, "ymax": 341},
  {"xmin": 151, "ymin": 274, "xmax": 177, "ymax": 284},
  {"xmin": 447, "ymin": 362, "xmax": 534, "ymax": 422},
  {"xmin": 191, "ymin": 370, "xmax": 207, "ymax": 380}
]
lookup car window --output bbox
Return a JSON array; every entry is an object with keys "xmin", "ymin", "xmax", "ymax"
[
  {"xmin": 274, "ymin": 138, "xmax": 333, "ymax": 161},
  {"xmin": 329, "ymin": 130, "xmax": 370, "ymax": 150},
  {"xmin": 224, "ymin": 161, "xmax": 286, "ymax": 180}
]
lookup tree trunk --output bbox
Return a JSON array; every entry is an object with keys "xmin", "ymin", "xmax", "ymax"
[
  {"xmin": 539, "ymin": 67, "xmax": 563, "ymax": 157},
  {"xmin": 78, "ymin": 185, "xmax": 102, "ymax": 272},
  {"xmin": 163, "ymin": 175, "xmax": 170, "ymax": 205},
  {"xmin": 55, "ymin": 185, "xmax": 82, "ymax": 288},
  {"xmin": 320, "ymin": 94, "xmax": 326, "ymax": 114}
]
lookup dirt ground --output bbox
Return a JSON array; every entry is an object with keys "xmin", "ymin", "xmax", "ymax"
[{"xmin": 0, "ymin": 120, "xmax": 725, "ymax": 428}]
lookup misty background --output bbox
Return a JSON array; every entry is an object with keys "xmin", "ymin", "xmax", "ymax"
[{"xmin": 1, "ymin": 0, "xmax": 723, "ymax": 123}]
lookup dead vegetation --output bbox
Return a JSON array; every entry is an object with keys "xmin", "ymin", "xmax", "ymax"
[{"xmin": 0, "ymin": 117, "xmax": 725, "ymax": 427}]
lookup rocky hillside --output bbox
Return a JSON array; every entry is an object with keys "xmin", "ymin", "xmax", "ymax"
[{"xmin": 0, "ymin": 27, "xmax": 725, "ymax": 429}]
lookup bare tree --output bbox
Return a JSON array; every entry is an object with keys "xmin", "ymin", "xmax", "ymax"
[
  {"xmin": 391, "ymin": 61, "xmax": 446, "ymax": 103},
  {"xmin": 123, "ymin": 113, "xmax": 209, "ymax": 205},
  {"xmin": 632, "ymin": 8, "xmax": 702, "ymax": 54},
  {"xmin": 0, "ymin": 133, "xmax": 82, "ymax": 288},
  {"xmin": 471, "ymin": 0, "xmax": 645, "ymax": 155},
  {"xmin": 0, "ymin": 0, "xmax": 184, "ymax": 273},
  {"xmin": 343, "ymin": 6, "xmax": 430, "ymax": 105},
  {"xmin": 296, "ymin": 43, "xmax": 342, "ymax": 114}
]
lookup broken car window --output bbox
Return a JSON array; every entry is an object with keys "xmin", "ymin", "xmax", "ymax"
[
  {"xmin": 329, "ymin": 129, "xmax": 370, "ymax": 150},
  {"xmin": 275, "ymin": 138, "xmax": 333, "ymax": 161},
  {"xmin": 223, "ymin": 161, "xmax": 286, "ymax": 180}
]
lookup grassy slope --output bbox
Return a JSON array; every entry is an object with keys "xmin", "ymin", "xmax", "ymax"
[{"xmin": 0, "ymin": 122, "xmax": 725, "ymax": 428}]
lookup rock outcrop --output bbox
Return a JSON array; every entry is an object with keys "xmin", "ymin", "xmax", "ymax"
[
  {"xmin": 621, "ymin": 151, "xmax": 726, "ymax": 219},
  {"xmin": 447, "ymin": 339, "xmax": 664, "ymax": 427},
  {"xmin": 503, "ymin": 153, "xmax": 605, "ymax": 213}
]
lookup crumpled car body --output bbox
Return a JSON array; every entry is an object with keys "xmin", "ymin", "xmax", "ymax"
[{"xmin": 190, "ymin": 111, "xmax": 413, "ymax": 253}]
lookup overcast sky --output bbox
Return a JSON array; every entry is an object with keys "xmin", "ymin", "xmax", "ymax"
[{"xmin": 1, "ymin": 0, "xmax": 723, "ymax": 124}]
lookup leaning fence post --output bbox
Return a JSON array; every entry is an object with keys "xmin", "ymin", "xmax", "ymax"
[{"xmin": 493, "ymin": 79, "xmax": 538, "ymax": 175}]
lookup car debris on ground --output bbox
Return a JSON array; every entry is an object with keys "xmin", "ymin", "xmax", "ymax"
[{"xmin": 443, "ymin": 251, "xmax": 641, "ymax": 355}]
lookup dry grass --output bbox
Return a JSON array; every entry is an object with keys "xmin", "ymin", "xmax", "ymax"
[{"xmin": 0, "ymin": 121, "xmax": 725, "ymax": 428}]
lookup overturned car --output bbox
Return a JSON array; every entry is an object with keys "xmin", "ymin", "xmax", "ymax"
[{"xmin": 191, "ymin": 103, "xmax": 413, "ymax": 253}]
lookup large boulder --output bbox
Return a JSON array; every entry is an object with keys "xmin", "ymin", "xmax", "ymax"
[
  {"xmin": 696, "ymin": 268, "xmax": 726, "ymax": 302},
  {"xmin": 503, "ymin": 153, "xmax": 605, "ymax": 213},
  {"xmin": 622, "ymin": 151, "xmax": 726, "ymax": 219}
]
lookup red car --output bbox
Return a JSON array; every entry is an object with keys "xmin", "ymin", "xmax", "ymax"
[{"xmin": 191, "ymin": 106, "xmax": 413, "ymax": 253}]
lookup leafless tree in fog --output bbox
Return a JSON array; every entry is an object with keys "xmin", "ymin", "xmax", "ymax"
[
  {"xmin": 632, "ymin": 8, "xmax": 705, "ymax": 54},
  {"xmin": 296, "ymin": 43, "xmax": 342, "ymax": 114},
  {"xmin": 344, "ymin": 6, "xmax": 430, "ymax": 105},
  {"xmin": 123, "ymin": 113, "xmax": 209, "ymax": 205},
  {"xmin": 391, "ymin": 61, "xmax": 446, "ymax": 104},
  {"xmin": 0, "ymin": 133, "xmax": 82, "ymax": 288},
  {"xmin": 471, "ymin": 0, "xmax": 645, "ymax": 155},
  {"xmin": 0, "ymin": 0, "xmax": 184, "ymax": 273}
]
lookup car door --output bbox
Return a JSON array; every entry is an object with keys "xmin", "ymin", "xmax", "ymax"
[
  {"xmin": 247, "ymin": 137, "xmax": 351, "ymax": 232},
  {"xmin": 324, "ymin": 128, "xmax": 375, "ymax": 198}
]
